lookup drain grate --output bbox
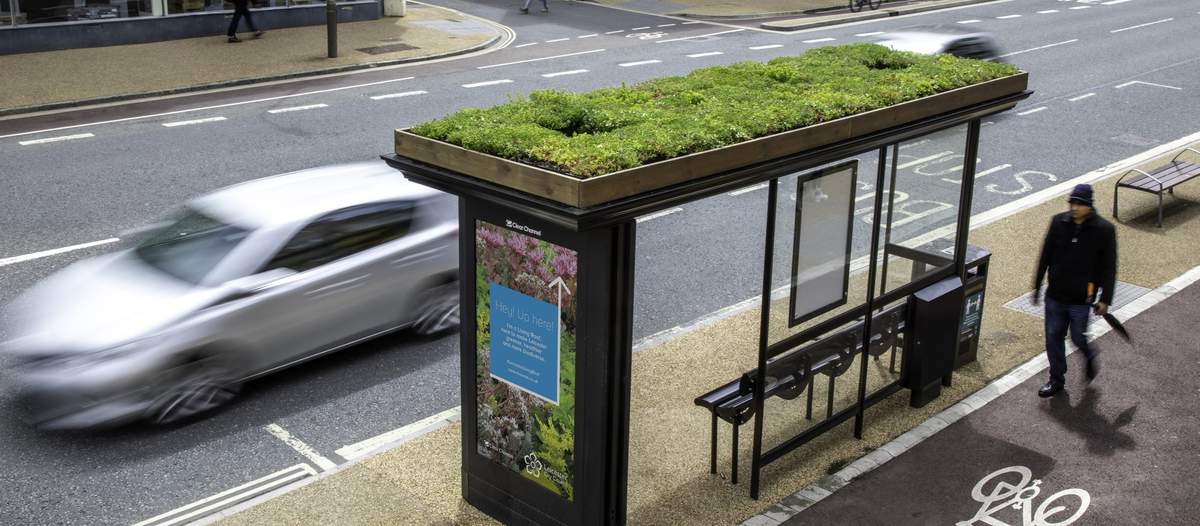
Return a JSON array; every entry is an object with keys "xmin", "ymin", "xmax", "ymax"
[
  {"xmin": 1005, "ymin": 281, "xmax": 1151, "ymax": 319},
  {"xmin": 356, "ymin": 42, "xmax": 419, "ymax": 55}
]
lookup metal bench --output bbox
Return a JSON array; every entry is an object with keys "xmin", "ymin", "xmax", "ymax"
[
  {"xmin": 693, "ymin": 304, "xmax": 905, "ymax": 484},
  {"xmin": 1114, "ymin": 147, "xmax": 1200, "ymax": 227}
]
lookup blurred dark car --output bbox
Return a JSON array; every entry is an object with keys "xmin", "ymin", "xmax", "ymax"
[{"xmin": 877, "ymin": 26, "xmax": 1005, "ymax": 61}]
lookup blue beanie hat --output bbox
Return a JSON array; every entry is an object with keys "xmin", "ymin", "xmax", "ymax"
[{"xmin": 1069, "ymin": 184, "xmax": 1093, "ymax": 206}]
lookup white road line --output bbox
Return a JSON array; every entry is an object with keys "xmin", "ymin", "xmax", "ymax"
[
  {"xmin": 605, "ymin": 30, "xmax": 625, "ymax": 34},
  {"xmin": 545, "ymin": 38, "xmax": 569, "ymax": 43},
  {"xmin": 514, "ymin": 42, "xmax": 538, "ymax": 48},
  {"xmin": 462, "ymin": 79, "xmax": 514, "ymax": 88},
  {"xmin": 619, "ymin": 59, "xmax": 662, "ymax": 67},
  {"xmin": 1036, "ymin": 9, "xmax": 1059, "ymax": 14},
  {"xmin": 996, "ymin": 14, "xmax": 1021, "ymax": 19},
  {"xmin": 131, "ymin": 464, "xmax": 316, "ymax": 526},
  {"xmin": 655, "ymin": 28, "xmax": 744, "ymax": 44},
  {"xmin": 1101, "ymin": 0, "xmax": 1132, "ymax": 4},
  {"xmin": 336, "ymin": 408, "xmax": 462, "ymax": 461},
  {"xmin": 855, "ymin": 31, "xmax": 885, "ymax": 37},
  {"xmin": 266, "ymin": 103, "xmax": 327, "ymax": 114},
  {"xmin": 896, "ymin": 151, "xmax": 952, "ymax": 170},
  {"xmin": 370, "ymin": 90, "xmax": 428, "ymax": 100},
  {"xmin": 577, "ymin": 34, "xmax": 599, "ymax": 39},
  {"xmin": 1111, "ymin": 18, "xmax": 1173, "ymax": 33},
  {"xmin": 1115, "ymin": 80, "xmax": 1182, "ymax": 90},
  {"xmin": 542, "ymin": 69, "xmax": 589, "ymax": 78},
  {"xmin": 636, "ymin": 207, "xmax": 683, "ymax": 223},
  {"xmin": 0, "ymin": 76, "xmax": 416, "ymax": 140},
  {"xmin": 729, "ymin": 183, "xmax": 768, "ymax": 196},
  {"xmin": 682, "ymin": 21, "xmax": 702, "ymax": 25},
  {"xmin": 996, "ymin": 39, "xmax": 1077, "ymax": 58},
  {"xmin": 982, "ymin": 121, "xmax": 995, "ymax": 126},
  {"xmin": 898, "ymin": 139, "xmax": 930, "ymax": 150},
  {"xmin": 265, "ymin": 424, "xmax": 337, "ymax": 472},
  {"xmin": 1069, "ymin": 5, "xmax": 1091, "ymax": 10},
  {"xmin": 0, "ymin": 238, "xmax": 120, "ymax": 268},
  {"xmin": 974, "ymin": 163, "xmax": 1012, "ymax": 178},
  {"xmin": 750, "ymin": 44, "xmax": 784, "ymax": 50},
  {"xmin": 658, "ymin": 23, "xmax": 676, "ymax": 27},
  {"xmin": 687, "ymin": 51, "xmax": 724, "ymax": 58},
  {"xmin": 631, "ymin": 26, "xmax": 651, "ymax": 30},
  {"xmin": 1068, "ymin": 92, "xmax": 1096, "ymax": 101},
  {"xmin": 1017, "ymin": 106, "xmax": 1048, "ymax": 115},
  {"xmin": 162, "ymin": 116, "xmax": 226, "ymax": 127},
  {"xmin": 477, "ymin": 48, "xmax": 605, "ymax": 69},
  {"xmin": 17, "ymin": 133, "xmax": 94, "ymax": 146},
  {"xmin": 958, "ymin": 19, "xmax": 982, "ymax": 24},
  {"xmin": 802, "ymin": 38, "xmax": 836, "ymax": 44}
]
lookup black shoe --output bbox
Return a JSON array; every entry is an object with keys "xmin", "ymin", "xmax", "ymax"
[
  {"xmin": 1038, "ymin": 381, "xmax": 1064, "ymax": 398},
  {"xmin": 541, "ymin": 7, "xmax": 549, "ymax": 12},
  {"xmin": 519, "ymin": 7, "xmax": 528, "ymax": 13},
  {"xmin": 228, "ymin": 36, "xmax": 242, "ymax": 43},
  {"xmin": 1085, "ymin": 356, "xmax": 1099, "ymax": 382}
]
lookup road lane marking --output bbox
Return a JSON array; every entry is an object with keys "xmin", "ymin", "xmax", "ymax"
[
  {"xmin": 898, "ymin": 139, "xmax": 930, "ymax": 150},
  {"xmin": 896, "ymin": 151, "xmax": 952, "ymax": 170},
  {"xmin": 1017, "ymin": 106, "xmax": 1048, "ymax": 115},
  {"xmin": 975, "ymin": 164, "xmax": 1013, "ymax": 178},
  {"xmin": 802, "ymin": 38, "xmax": 836, "ymax": 43},
  {"xmin": 1037, "ymin": 9, "xmax": 1059, "ymax": 14},
  {"xmin": 577, "ymin": 34, "xmax": 599, "ymax": 39},
  {"xmin": 996, "ymin": 14, "xmax": 1021, "ymax": 19},
  {"xmin": 0, "ymin": 76, "xmax": 417, "ymax": 140},
  {"xmin": 131, "ymin": 464, "xmax": 317, "ymax": 526},
  {"xmin": 17, "ymin": 133, "xmax": 94, "ymax": 146},
  {"xmin": 0, "ymin": 238, "xmax": 119, "ymax": 268},
  {"xmin": 514, "ymin": 42, "xmax": 538, "ymax": 48},
  {"xmin": 336, "ymin": 408, "xmax": 463, "ymax": 461},
  {"xmin": 636, "ymin": 208, "xmax": 683, "ymax": 223},
  {"xmin": 687, "ymin": 51, "xmax": 724, "ymax": 58},
  {"xmin": 729, "ymin": 183, "xmax": 768, "ymax": 196},
  {"xmin": 265, "ymin": 424, "xmax": 337, "ymax": 472},
  {"xmin": 605, "ymin": 30, "xmax": 625, "ymax": 34},
  {"xmin": 658, "ymin": 23, "xmax": 676, "ymax": 27},
  {"xmin": 266, "ymin": 103, "xmax": 327, "ymax": 114},
  {"xmin": 1115, "ymin": 80, "xmax": 1182, "ymax": 90},
  {"xmin": 1101, "ymin": 0, "xmax": 1132, "ymax": 4},
  {"xmin": 1068, "ymin": 92, "xmax": 1096, "ymax": 101},
  {"xmin": 1069, "ymin": 5, "xmax": 1091, "ymax": 9},
  {"xmin": 682, "ymin": 21, "xmax": 702, "ymax": 24},
  {"xmin": 750, "ymin": 44, "xmax": 783, "ymax": 50},
  {"xmin": 462, "ymin": 79, "xmax": 513, "ymax": 88},
  {"xmin": 477, "ymin": 48, "xmax": 605, "ymax": 69},
  {"xmin": 1111, "ymin": 18, "xmax": 1173, "ymax": 33},
  {"xmin": 655, "ymin": 28, "xmax": 744, "ymax": 44},
  {"xmin": 958, "ymin": 19, "xmax": 981, "ymax": 24},
  {"xmin": 161, "ymin": 116, "xmax": 226, "ymax": 127},
  {"xmin": 620, "ymin": 59, "xmax": 662, "ymax": 67},
  {"xmin": 855, "ymin": 31, "xmax": 885, "ymax": 37},
  {"xmin": 632, "ymin": 26, "xmax": 651, "ymax": 30},
  {"xmin": 370, "ymin": 90, "xmax": 428, "ymax": 100},
  {"xmin": 545, "ymin": 38, "xmax": 569, "ymax": 43},
  {"xmin": 996, "ymin": 39, "xmax": 1077, "ymax": 58},
  {"xmin": 542, "ymin": 69, "xmax": 589, "ymax": 78}
]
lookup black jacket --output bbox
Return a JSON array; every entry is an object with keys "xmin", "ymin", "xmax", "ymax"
[{"xmin": 1034, "ymin": 211, "xmax": 1118, "ymax": 305}]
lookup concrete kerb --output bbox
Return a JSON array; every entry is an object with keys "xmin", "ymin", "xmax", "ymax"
[{"xmin": 0, "ymin": 1, "xmax": 513, "ymax": 118}]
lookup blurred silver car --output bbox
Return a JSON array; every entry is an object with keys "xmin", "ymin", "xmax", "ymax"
[
  {"xmin": 1, "ymin": 161, "xmax": 459, "ymax": 430},
  {"xmin": 878, "ymin": 26, "xmax": 1004, "ymax": 61}
]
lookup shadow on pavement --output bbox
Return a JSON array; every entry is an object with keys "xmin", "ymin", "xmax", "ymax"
[{"xmin": 1041, "ymin": 386, "xmax": 1138, "ymax": 457}]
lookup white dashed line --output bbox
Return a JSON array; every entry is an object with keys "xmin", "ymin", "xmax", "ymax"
[
  {"xmin": 958, "ymin": 19, "xmax": 982, "ymax": 24},
  {"xmin": 514, "ymin": 42, "xmax": 538, "ymax": 48},
  {"xmin": 655, "ymin": 29, "xmax": 744, "ymax": 44},
  {"xmin": 996, "ymin": 14, "xmax": 1021, "ymax": 19},
  {"xmin": 750, "ymin": 44, "xmax": 784, "ymax": 50},
  {"xmin": 577, "ymin": 34, "xmax": 598, "ymax": 39},
  {"xmin": 636, "ymin": 207, "xmax": 683, "ymax": 223},
  {"xmin": 802, "ymin": 38, "xmax": 836, "ymax": 44},
  {"xmin": 162, "ymin": 116, "xmax": 226, "ymax": 127},
  {"xmin": 462, "ymin": 79, "xmax": 513, "ymax": 88},
  {"xmin": 264, "ymin": 424, "xmax": 337, "ymax": 472},
  {"xmin": 619, "ymin": 59, "xmax": 662, "ymax": 67},
  {"xmin": 1111, "ymin": 18, "xmax": 1173, "ymax": 33},
  {"xmin": 18, "ymin": 133, "xmax": 94, "ymax": 146},
  {"xmin": 855, "ymin": 31, "xmax": 885, "ymax": 37},
  {"xmin": 996, "ymin": 39, "xmax": 1077, "ymax": 58},
  {"xmin": 1102, "ymin": 0, "xmax": 1132, "ymax": 4},
  {"xmin": 605, "ymin": 30, "xmax": 625, "ymax": 34},
  {"xmin": 546, "ymin": 38, "xmax": 569, "ymax": 43},
  {"xmin": 1037, "ymin": 9, "xmax": 1059, "ymax": 14},
  {"xmin": 682, "ymin": 21, "xmax": 702, "ymax": 25},
  {"xmin": 1069, "ymin": 5, "xmax": 1091, "ymax": 9},
  {"xmin": 897, "ymin": 152, "xmax": 952, "ymax": 170},
  {"xmin": 0, "ymin": 238, "xmax": 119, "ymax": 268},
  {"xmin": 982, "ymin": 121, "xmax": 995, "ymax": 127},
  {"xmin": 370, "ymin": 90, "xmax": 428, "ymax": 100},
  {"xmin": 477, "ymin": 49, "xmax": 605, "ymax": 69},
  {"xmin": 1017, "ymin": 106, "xmax": 1048, "ymax": 116},
  {"xmin": 658, "ymin": 23, "xmax": 676, "ymax": 27},
  {"xmin": 632, "ymin": 26, "xmax": 651, "ymax": 30},
  {"xmin": 1068, "ymin": 92, "xmax": 1096, "ymax": 102},
  {"xmin": 267, "ymin": 103, "xmax": 328, "ymax": 114},
  {"xmin": 542, "ymin": 69, "xmax": 589, "ymax": 78},
  {"xmin": 729, "ymin": 183, "xmax": 768, "ymax": 196},
  {"xmin": 687, "ymin": 51, "xmax": 724, "ymax": 58}
]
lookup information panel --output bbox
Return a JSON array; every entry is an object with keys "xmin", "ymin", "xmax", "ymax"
[
  {"xmin": 789, "ymin": 161, "xmax": 858, "ymax": 327},
  {"xmin": 475, "ymin": 220, "xmax": 577, "ymax": 501}
]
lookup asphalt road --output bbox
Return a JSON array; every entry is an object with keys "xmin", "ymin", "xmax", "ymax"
[{"xmin": 1, "ymin": 0, "xmax": 1198, "ymax": 524}]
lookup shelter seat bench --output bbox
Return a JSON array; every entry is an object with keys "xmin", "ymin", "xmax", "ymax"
[
  {"xmin": 1114, "ymin": 147, "xmax": 1200, "ymax": 227},
  {"xmin": 693, "ymin": 304, "xmax": 906, "ymax": 484}
]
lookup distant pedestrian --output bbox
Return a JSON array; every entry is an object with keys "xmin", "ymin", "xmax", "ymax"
[
  {"xmin": 520, "ymin": 0, "xmax": 548, "ymax": 14},
  {"xmin": 1031, "ymin": 184, "xmax": 1117, "ymax": 398},
  {"xmin": 227, "ymin": 0, "xmax": 265, "ymax": 43}
]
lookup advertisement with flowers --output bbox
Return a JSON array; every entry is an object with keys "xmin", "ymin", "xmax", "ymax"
[{"xmin": 475, "ymin": 220, "xmax": 577, "ymax": 501}]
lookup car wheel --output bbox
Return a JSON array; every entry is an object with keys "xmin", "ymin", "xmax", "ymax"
[
  {"xmin": 147, "ymin": 354, "xmax": 242, "ymax": 425},
  {"xmin": 411, "ymin": 282, "xmax": 460, "ymax": 336}
]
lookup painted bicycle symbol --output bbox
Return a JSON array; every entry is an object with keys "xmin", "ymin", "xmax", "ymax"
[
  {"xmin": 957, "ymin": 466, "xmax": 1090, "ymax": 526},
  {"xmin": 626, "ymin": 32, "xmax": 665, "ymax": 40}
]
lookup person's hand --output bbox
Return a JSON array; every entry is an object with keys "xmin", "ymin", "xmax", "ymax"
[
  {"xmin": 1030, "ymin": 289, "xmax": 1040, "ymax": 306},
  {"xmin": 1094, "ymin": 302, "xmax": 1108, "ymax": 315}
]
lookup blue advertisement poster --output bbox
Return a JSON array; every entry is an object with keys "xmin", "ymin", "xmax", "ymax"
[{"xmin": 475, "ymin": 220, "xmax": 577, "ymax": 501}]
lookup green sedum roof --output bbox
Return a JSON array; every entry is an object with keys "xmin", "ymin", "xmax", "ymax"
[{"xmin": 410, "ymin": 44, "xmax": 1019, "ymax": 179}]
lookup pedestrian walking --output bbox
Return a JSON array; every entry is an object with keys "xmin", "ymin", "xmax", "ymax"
[
  {"xmin": 520, "ymin": 0, "xmax": 548, "ymax": 14},
  {"xmin": 1031, "ymin": 184, "xmax": 1117, "ymax": 398},
  {"xmin": 227, "ymin": 0, "xmax": 265, "ymax": 43}
]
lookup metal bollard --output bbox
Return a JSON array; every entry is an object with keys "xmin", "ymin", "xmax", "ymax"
[{"xmin": 326, "ymin": 0, "xmax": 337, "ymax": 58}]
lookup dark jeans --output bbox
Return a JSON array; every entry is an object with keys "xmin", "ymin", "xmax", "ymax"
[
  {"xmin": 228, "ymin": 3, "xmax": 257, "ymax": 37},
  {"xmin": 1044, "ymin": 295, "xmax": 1095, "ymax": 385}
]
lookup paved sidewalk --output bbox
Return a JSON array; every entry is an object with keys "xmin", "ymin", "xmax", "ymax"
[
  {"xmin": 0, "ymin": 3, "xmax": 504, "ymax": 114},
  {"xmin": 783, "ymin": 273, "xmax": 1200, "ymax": 525}
]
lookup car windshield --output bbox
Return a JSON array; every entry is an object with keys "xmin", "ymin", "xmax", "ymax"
[{"xmin": 134, "ymin": 207, "xmax": 250, "ymax": 285}]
